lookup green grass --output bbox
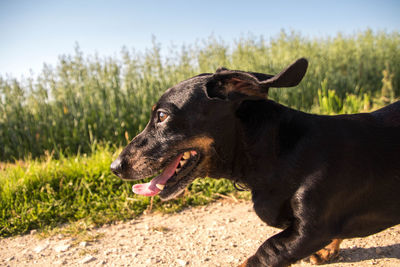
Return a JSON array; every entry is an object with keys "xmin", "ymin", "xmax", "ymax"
[
  {"xmin": 1, "ymin": 30, "xmax": 399, "ymax": 161},
  {"xmin": 1, "ymin": 29, "xmax": 399, "ymax": 237},
  {"xmin": 0, "ymin": 144, "xmax": 249, "ymax": 237}
]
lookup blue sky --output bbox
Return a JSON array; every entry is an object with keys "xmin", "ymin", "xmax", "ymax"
[{"xmin": 0, "ymin": 0, "xmax": 399, "ymax": 78}]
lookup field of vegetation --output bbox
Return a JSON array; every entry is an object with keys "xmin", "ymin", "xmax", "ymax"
[
  {"xmin": 0, "ymin": 145, "xmax": 241, "ymax": 237},
  {"xmin": 1, "ymin": 30, "xmax": 399, "ymax": 237}
]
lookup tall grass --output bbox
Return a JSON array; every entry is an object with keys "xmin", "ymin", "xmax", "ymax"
[{"xmin": 1, "ymin": 30, "xmax": 399, "ymax": 161}]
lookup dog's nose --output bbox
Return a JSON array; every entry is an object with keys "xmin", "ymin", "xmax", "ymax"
[{"xmin": 110, "ymin": 158, "xmax": 123, "ymax": 176}]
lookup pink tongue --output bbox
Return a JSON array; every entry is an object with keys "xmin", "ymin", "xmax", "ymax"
[{"xmin": 132, "ymin": 154, "xmax": 182, "ymax": 196}]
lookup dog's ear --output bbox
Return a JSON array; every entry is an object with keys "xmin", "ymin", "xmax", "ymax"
[
  {"xmin": 260, "ymin": 58, "xmax": 308, "ymax": 88},
  {"xmin": 206, "ymin": 69, "xmax": 267, "ymax": 101},
  {"xmin": 206, "ymin": 58, "xmax": 308, "ymax": 101}
]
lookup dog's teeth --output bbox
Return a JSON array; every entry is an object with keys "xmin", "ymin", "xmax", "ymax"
[
  {"xmin": 176, "ymin": 167, "xmax": 181, "ymax": 173},
  {"xmin": 156, "ymin": 184, "xmax": 165, "ymax": 190},
  {"xmin": 183, "ymin": 152, "xmax": 191, "ymax": 159},
  {"xmin": 180, "ymin": 159, "xmax": 186, "ymax": 166}
]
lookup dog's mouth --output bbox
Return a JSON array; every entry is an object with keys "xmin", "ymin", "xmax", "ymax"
[{"xmin": 132, "ymin": 150, "xmax": 200, "ymax": 200}]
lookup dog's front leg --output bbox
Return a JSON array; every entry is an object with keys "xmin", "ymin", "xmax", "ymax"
[{"xmin": 239, "ymin": 224, "xmax": 330, "ymax": 267}]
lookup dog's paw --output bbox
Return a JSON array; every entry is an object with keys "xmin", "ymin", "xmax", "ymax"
[{"xmin": 310, "ymin": 239, "xmax": 342, "ymax": 265}]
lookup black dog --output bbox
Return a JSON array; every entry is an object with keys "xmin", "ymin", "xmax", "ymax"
[{"xmin": 111, "ymin": 58, "xmax": 400, "ymax": 267}]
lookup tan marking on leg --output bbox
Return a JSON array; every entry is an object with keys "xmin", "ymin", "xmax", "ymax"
[
  {"xmin": 310, "ymin": 239, "xmax": 343, "ymax": 265},
  {"xmin": 237, "ymin": 259, "xmax": 249, "ymax": 267}
]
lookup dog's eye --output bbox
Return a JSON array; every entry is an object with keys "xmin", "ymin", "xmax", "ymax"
[{"xmin": 157, "ymin": 111, "xmax": 168, "ymax": 123}]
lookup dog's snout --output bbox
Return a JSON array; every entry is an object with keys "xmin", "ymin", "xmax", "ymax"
[{"xmin": 110, "ymin": 158, "xmax": 124, "ymax": 176}]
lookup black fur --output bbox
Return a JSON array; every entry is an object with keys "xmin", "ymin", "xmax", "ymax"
[{"xmin": 111, "ymin": 58, "xmax": 400, "ymax": 267}]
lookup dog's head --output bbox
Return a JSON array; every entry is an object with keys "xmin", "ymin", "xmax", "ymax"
[{"xmin": 111, "ymin": 58, "xmax": 308, "ymax": 200}]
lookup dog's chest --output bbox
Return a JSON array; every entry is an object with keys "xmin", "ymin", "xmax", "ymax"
[{"xmin": 251, "ymin": 189, "xmax": 293, "ymax": 228}]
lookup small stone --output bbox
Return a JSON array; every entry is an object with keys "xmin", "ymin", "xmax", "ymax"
[
  {"xmin": 54, "ymin": 259, "xmax": 67, "ymax": 265},
  {"xmin": 57, "ymin": 234, "xmax": 65, "ymax": 239},
  {"xmin": 6, "ymin": 256, "xmax": 15, "ymax": 262},
  {"xmin": 34, "ymin": 243, "xmax": 49, "ymax": 253},
  {"xmin": 222, "ymin": 235, "xmax": 232, "ymax": 240},
  {"xmin": 117, "ymin": 224, "xmax": 126, "ymax": 230},
  {"xmin": 97, "ymin": 260, "xmax": 107, "ymax": 265},
  {"xmin": 176, "ymin": 258, "xmax": 187, "ymax": 266},
  {"xmin": 79, "ymin": 241, "xmax": 88, "ymax": 248},
  {"xmin": 30, "ymin": 229, "xmax": 38, "ymax": 235},
  {"xmin": 227, "ymin": 255, "xmax": 236, "ymax": 262},
  {"xmin": 54, "ymin": 244, "xmax": 71, "ymax": 253},
  {"xmin": 80, "ymin": 255, "xmax": 96, "ymax": 264}
]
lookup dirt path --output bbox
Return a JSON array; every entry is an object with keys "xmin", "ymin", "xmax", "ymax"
[{"xmin": 1, "ymin": 200, "xmax": 399, "ymax": 267}]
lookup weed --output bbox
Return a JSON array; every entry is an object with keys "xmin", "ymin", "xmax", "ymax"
[{"xmin": 1, "ymin": 30, "xmax": 399, "ymax": 161}]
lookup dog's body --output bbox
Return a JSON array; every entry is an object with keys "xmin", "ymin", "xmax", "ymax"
[{"xmin": 111, "ymin": 58, "xmax": 400, "ymax": 267}]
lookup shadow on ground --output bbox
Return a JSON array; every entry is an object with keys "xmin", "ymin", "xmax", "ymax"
[{"xmin": 331, "ymin": 244, "xmax": 400, "ymax": 264}]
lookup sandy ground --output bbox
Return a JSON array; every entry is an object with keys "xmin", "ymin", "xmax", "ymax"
[{"xmin": 1, "ymin": 200, "xmax": 399, "ymax": 267}]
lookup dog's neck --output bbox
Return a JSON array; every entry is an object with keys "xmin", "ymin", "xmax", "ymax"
[{"xmin": 228, "ymin": 100, "xmax": 312, "ymax": 189}]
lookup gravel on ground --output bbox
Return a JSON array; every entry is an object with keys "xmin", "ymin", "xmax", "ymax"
[{"xmin": 1, "ymin": 200, "xmax": 399, "ymax": 267}]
